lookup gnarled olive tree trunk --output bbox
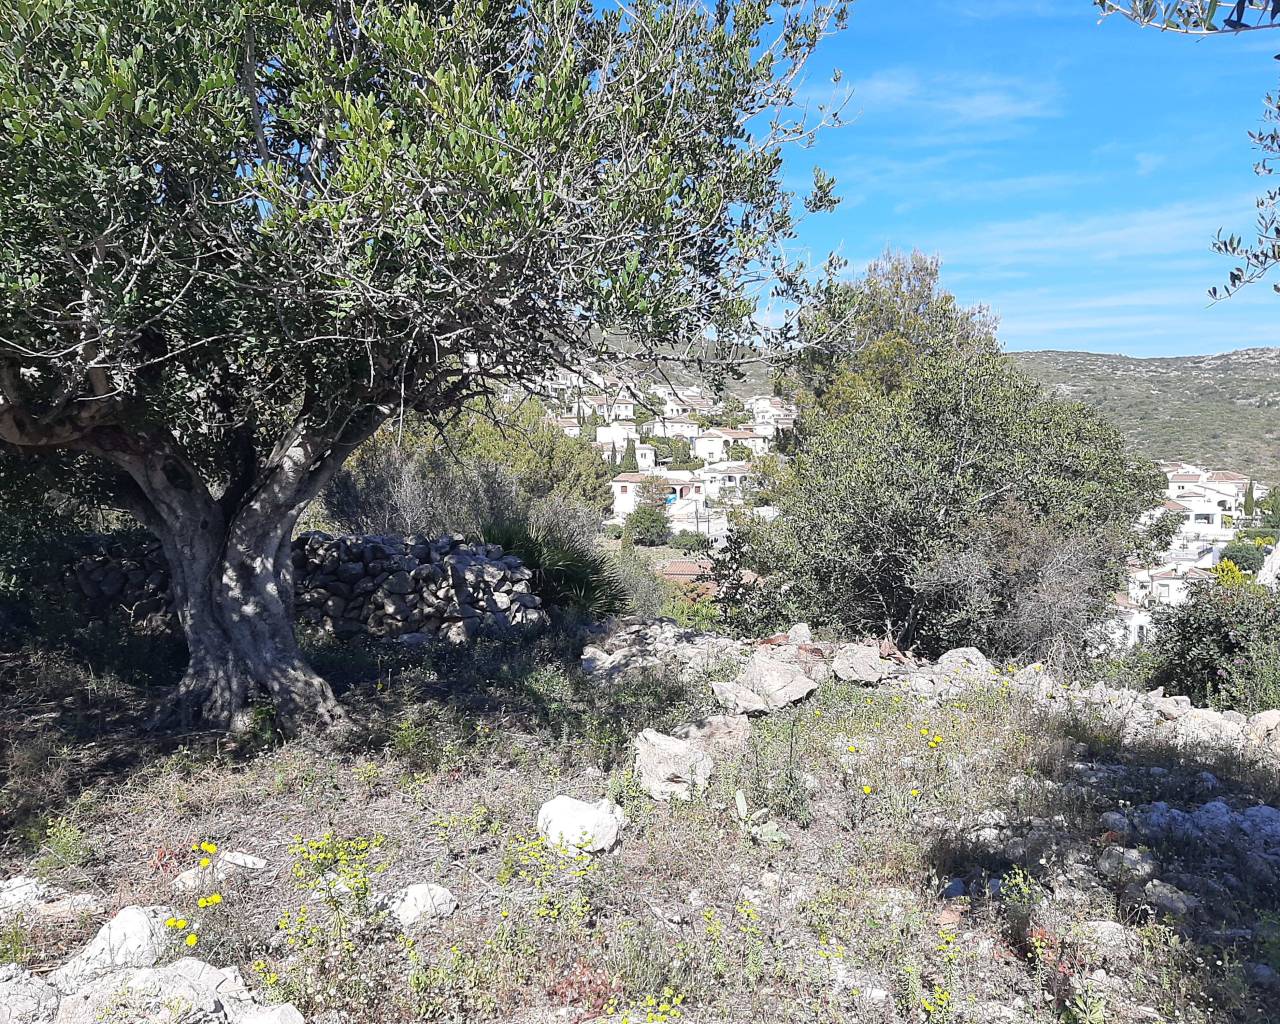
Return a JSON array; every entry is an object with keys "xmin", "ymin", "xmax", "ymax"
[
  {"xmin": 150, "ymin": 500, "xmax": 338, "ymax": 735},
  {"xmin": 90, "ymin": 418, "xmax": 382, "ymax": 736}
]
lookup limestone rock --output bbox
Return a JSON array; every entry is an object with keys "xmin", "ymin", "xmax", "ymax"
[
  {"xmin": 633, "ymin": 729, "xmax": 713, "ymax": 801},
  {"xmin": 713, "ymin": 646, "xmax": 826, "ymax": 714},
  {"xmin": 0, "ymin": 964, "xmax": 59, "ymax": 1024},
  {"xmin": 0, "ymin": 876, "xmax": 102, "ymax": 923},
  {"xmin": 830, "ymin": 643, "xmax": 893, "ymax": 684},
  {"xmin": 172, "ymin": 851, "xmax": 269, "ymax": 893},
  {"xmin": 936, "ymin": 647, "xmax": 994, "ymax": 680},
  {"xmin": 1139, "ymin": 879, "xmax": 1200, "ymax": 919},
  {"xmin": 1097, "ymin": 847, "xmax": 1159, "ymax": 885},
  {"xmin": 536, "ymin": 796, "xmax": 627, "ymax": 854},
  {"xmin": 52, "ymin": 958, "xmax": 289, "ymax": 1024},
  {"xmin": 379, "ymin": 883, "xmax": 458, "ymax": 928},
  {"xmin": 239, "ymin": 1008, "xmax": 305, "ymax": 1024},
  {"xmin": 671, "ymin": 714, "xmax": 751, "ymax": 753},
  {"xmin": 51, "ymin": 905, "xmax": 175, "ymax": 994}
]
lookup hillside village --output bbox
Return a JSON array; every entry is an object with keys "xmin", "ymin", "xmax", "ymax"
[
  {"xmin": 540, "ymin": 370, "xmax": 797, "ymax": 543},
  {"xmin": 543, "ymin": 370, "xmax": 1280, "ymax": 652},
  {"xmin": 1114, "ymin": 464, "xmax": 1279, "ymax": 646}
]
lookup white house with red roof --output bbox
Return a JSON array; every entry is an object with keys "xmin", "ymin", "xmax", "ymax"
[{"xmin": 692, "ymin": 428, "xmax": 770, "ymax": 462}]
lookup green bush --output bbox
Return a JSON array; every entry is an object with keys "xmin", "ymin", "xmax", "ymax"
[
  {"xmin": 670, "ymin": 530, "xmax": 711, "ymax": 553},
  {"xmin": 719, "ymin": 347, "xmax": 1170, "ymax": 664},
  {"xmin": 625, "ymin": 505, "xmax": 672, "ymax": 547},
  {"xmin": 1151, "ymin": 579, "xmax": 1280, "ymax": 709},
  {"xmin": 1221, "ymin": 540, "xmax": 1266, "ymax": 574}
]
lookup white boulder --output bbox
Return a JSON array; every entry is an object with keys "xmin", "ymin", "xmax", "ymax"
[
  {"xmin": 50, "ymin": 905, "xmax": 175, "ymax": 994},
  {"xmin": 536, "ymin": 796, "xmax": 627, "ymax": 853},
  {"xmin": 52, "ymin": 957, "xmax": 292, "ymax": 1024},
  {"xmin": 713, "ymin": 646, "xmax": 828, "ymax": 714},
  {"xmin": 379, "ymin": 883, "xmax": 458, "ymax": 928},
  {"xmin": 172, "ymin": 851, "xmax": 269, "ymax": 893},
  {"xmin": 0, "ymin": 876, "xmax": 102, "ymax": 924},
  {"xmin": 633, "ymin": 729, "xmax": 713, "ymax": 801},
  {"xmin": 936, "ymin": 647, "xmax": 994, "ymax": 679},
  {"xmin": 830, "ymin": 644, "xmax": 893, "ymax": 684}
]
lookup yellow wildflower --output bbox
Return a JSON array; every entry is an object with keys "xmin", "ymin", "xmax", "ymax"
[{"xmin": 185, "ymin": 933, "xmax": 198, "ymax": 947}]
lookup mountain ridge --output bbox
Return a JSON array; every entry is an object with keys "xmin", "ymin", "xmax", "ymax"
[{"xmin": 1011, "ymin": 346, "xmax": 1280, "ymax": 484}]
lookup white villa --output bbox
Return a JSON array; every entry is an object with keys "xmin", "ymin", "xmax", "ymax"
[
  {"xmin": 645, "ymin": 417, "xmax": 701, "ymax": 441},
  {"xmin": 570, "ymin": 393, "xmax": 636, "ymax": 423},
  {"xmin": 692, "ymin": 428, "xmax": 770, "ymax": 462},
  {"xmin": 606, "ymin": 459, "xmax": 765, "ymax": 543},
  {"xmin": 1113, "ymin": 461, "xmax": 1273, "ymax": 646}
]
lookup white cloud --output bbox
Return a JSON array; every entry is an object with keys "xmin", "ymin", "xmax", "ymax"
[{"xmin": 850, "ymin": 67, "xmax": 1062, "ymax": 127}]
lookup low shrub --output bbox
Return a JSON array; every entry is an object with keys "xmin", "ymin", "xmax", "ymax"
[
  {"xmin": 624, "ymin": 505, "xmax": 671, "ymax": 547},
  {"xmin": 1220, "ymin": 540, "xmax": 1266, "ymax": 574},
  {"xmin": 1151, "ymin": 578, "xmax": 1280, "ymax": 710},
  {"xmin": 670, "ymin": 531, "xmax": 711, "ymax": 553}
]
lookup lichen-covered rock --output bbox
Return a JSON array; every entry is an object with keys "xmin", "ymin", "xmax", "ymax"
[{"xmin": 633, "ymin": 729, "xmax": 713, "ymax": 801}]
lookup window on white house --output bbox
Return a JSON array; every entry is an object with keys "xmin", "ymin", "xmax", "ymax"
[{"xmin": 620, "ymin": 486, "xmax": 628, "ymax": 494}]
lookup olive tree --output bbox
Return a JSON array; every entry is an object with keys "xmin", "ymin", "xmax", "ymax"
[{"xmin": 0, "ymin": 0, "xmax": 845, "ymax": 732}]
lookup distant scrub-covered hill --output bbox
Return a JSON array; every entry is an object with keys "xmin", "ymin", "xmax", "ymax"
[{"xmin": 1012, "ymin": 347, "xmax": 1280, "ymax": 485}]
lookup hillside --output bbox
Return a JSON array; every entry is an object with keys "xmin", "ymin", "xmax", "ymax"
[
  {"xmin": 1012, "ymin": 347, "xmax": 1280, "ymax": 484},
  {"xmin": 5, "ymin": 624, "xmax": 1280, "ymax": 1022}
]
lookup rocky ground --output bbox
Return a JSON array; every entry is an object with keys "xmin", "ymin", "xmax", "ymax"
[{"xmin": 3, "ymin": 620, "xmax": 1280, "ymax": 1022}]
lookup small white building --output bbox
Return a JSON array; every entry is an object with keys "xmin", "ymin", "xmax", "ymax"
[
  {"xmin": 695, "ymin": 461, "xmax": 757, "ymax": 501},
  {"xmin": 647, "ymin": 417, "xmax": 701, "ymax": 441},
  {"xmin": 571, "ymin": 393, "xmax": 636, "ymax": 423},
  {"xmin": 596, "ymin": 421, "xmax": 641, "ymax": 447},
  {"xmin": 692, "ymin": 428, "xmax": 770, "ymax": 462},
  {"xmin": 609, "ymin": 472, "xmax": 707, "ymax": 521}
]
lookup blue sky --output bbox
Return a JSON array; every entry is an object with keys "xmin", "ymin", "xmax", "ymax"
[{"xmin": 783, "ymin": 0, "xmax": 1280, "ymax": 356}]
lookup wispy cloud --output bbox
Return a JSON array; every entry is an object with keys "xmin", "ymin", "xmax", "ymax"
[
  {"xmin": 851, "ymin": 68, "xmax": 1063, "ymax": 126},
  {"xmin": 924, "ymin": 197, "xmax": 1247, "ymax": 269}
]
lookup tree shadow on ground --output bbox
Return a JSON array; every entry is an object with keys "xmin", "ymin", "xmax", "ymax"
[{"xmin": 0, "ymin": 621, "xmax": 691, "ymax": 851}]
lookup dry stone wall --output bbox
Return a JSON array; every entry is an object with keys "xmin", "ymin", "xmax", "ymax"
[{"xmin": 53, "ymin": 531, "xmax": 549, "ymax": 643}]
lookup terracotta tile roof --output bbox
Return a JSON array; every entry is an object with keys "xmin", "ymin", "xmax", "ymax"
[
  {"xmin": 612, "ymin": 473, "xmax": 680, "ymax": 485},
  {"xmin": 1169, "ymin": 473, "xmax": 1202, "ymax": 482},
  {"xmin": 1163, "ymin": 499, "xmax": 1192, "ymax": 512}
]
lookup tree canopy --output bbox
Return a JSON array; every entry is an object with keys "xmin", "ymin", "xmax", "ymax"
[
  {"xmin": 720, "ymin": 342, "xmax": 1171, "ymax": 664},
  {"xmin": 0, "ymin": 0, "xmax": 846, "ymax": 732}
]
